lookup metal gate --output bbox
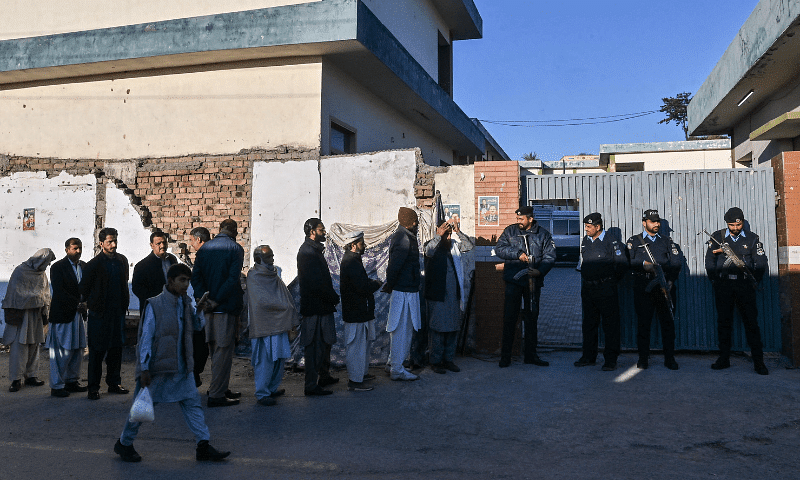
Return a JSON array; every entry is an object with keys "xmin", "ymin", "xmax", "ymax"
[{"xmin": 526, "ymin": 169, "xmax": 780, "ymax": 351}]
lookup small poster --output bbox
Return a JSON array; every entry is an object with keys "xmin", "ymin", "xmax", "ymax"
[
  {"xmin": 478, "ymin": 196, "xmax": 499, "ymax": 226},
  {"xmin": 23, "ymin": 208, "xmax": 35, "ymax": 231},
  {"xmin": 443, "ymin": 204, "xmax": 461, "ymax": 223}
]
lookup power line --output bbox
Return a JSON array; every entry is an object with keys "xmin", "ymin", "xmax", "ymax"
[{"xmin": 478, "ymin": 110, "xmax": 659, "ymax": 127}]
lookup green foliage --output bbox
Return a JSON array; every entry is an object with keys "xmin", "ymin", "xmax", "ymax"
[
  {"xmin": 522, "ymin": 152, "xmax": 540, "ymax": 161},
  {"xmin": 658, "ymin": 92, "xmax": 692, "ymax": 140}
]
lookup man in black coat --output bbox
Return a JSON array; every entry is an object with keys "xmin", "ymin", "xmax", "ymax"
[
  {"xmin": 46, "ymin": 238, "xmax": 89, "ymax": 397},
  {"xmin": 340, "ymin": 231, "xmax": 382, "ymax": 392},
  {"xmin": 495, "ymin": 206, "xmax": 556, "ymax": 368},
  {"xmin": 705, "ymin": 207, "xmax": 769, "ymax": 375},
  {"xmin": 297, "ymin": 218, "xmax": 340, "ymax": 396},
  {"xmin": 132, "ymin": 231, "xmax": 177, "ymax": 309},
  {"xmin": 80, "ymin": 227, "xmax": 130, "ymax": 399},
  {"xmin": 191, "ymin": 219, "xmax": 245, "ymax": 407}
]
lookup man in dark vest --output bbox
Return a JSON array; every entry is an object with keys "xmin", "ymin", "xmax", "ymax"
[
  {"xmin": 626, "ymin": 209, "xmax": 683, "ymax": 370},
  {"xmin": 705, "ymin": 207, "xmax": 769, "ymax": 375},
  {"xmin": 115, "ymin": 264, "xmax": 230, "ymax": 463},
  {"xmin": 81, "ymin": 227, "xmax": 130, "ymax": 400}
]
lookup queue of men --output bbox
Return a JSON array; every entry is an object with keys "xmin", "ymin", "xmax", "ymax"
[{"xmin": 0, "ymin": 202, "xmax": 772, "ymax": 460}]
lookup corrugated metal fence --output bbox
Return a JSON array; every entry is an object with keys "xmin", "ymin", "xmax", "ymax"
[{"xmin": 526, "ymin": 169, "xmax": 780, "ymax": 351}]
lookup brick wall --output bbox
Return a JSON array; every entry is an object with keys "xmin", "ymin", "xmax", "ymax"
[
  {"xmin": 471, "ymin": 160, "xmax": 521, "ymax": 354},
  {"xmin": 773, "ymin": 151, "xmax": 800, "ymax": 364}
]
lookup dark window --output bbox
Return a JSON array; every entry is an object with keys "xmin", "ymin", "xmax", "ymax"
[
  {"xmin": 438, "ymin": 31, "xmax": 452, "ymax": 97},
  {"xmin": 330, "ymin": 122, "xmax": 355, "ymax": 155}
]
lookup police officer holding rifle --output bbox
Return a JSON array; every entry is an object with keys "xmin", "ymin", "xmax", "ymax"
[
  {"xmin": 702, "ymin": 207, "xmax": 769, "ymax": 375},
  {"xmin": 495, "ymin": 206, "xmax": 556, "ymax": 368},
  {"xmin": 627, "ymin": 209, "xmax": 683, "ymax": 370}
]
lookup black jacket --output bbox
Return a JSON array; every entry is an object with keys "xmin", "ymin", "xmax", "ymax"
[
  {"xmin": 579, "ymin": 232, "xmax": 628, "ymax": 282},
  {"xmin": 191, "ymin": 233, "xmax": 244, "ymax": 315},
  {"xmin": 297, "ymin": 238, "xmax": 340, "ymax": 316},
  {"xmin": 49, "ymin": 256, "xmax": 86, "ymax": 324},
  {"xmin": 80, "ymin": 252, "xmax": 130, "ymax": 316},
  {"xmin": 385, "ymin": 226, "xmax": 421, "ymax": 293},
  {"xmin": 340, "ymin": 250, "xmax": 382, "ymax": 323},
  {"xmin": 132, "ymin": 252, "xmax": 177, "ymax": 307},
  {"xmin": 704, "ymin": 229, "xmax": 767, "ymax": 284},
  {"xmin": 495, "ymin": 222, "xmax": 556, "ymax": 286}
]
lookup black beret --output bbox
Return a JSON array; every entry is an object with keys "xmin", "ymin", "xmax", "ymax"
[
  {"xmin": 724, "ymin": 207, "xmax": 744, "ymax": 223},
  {"xmin": 642, "ymin": 209, "xmax": 661, "ymax": 222},
  {"xmin": 583, "ymin": 212, "xmax": 602, "ymax": 225},
  {"xmin": 516, "ymin": 206, "xmax": 534, "ymax": 216}
]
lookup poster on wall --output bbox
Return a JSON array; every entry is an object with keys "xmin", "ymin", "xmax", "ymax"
[
  {"xmin": 443, "ymin": 204, "xmax": 461, "ymax": 223},
  {"xmin": 478, "ymin": 196, "xmax": 499, "ymax": 226},
  {"xmin": 23, "ymin": 208, "xmax": 35, "ymax": 231}
]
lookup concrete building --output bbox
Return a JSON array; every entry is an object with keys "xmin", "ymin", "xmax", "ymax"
[
  {"xmin": 688, "ymin": 0, "xmax": 800, "ymax": 364},
  {"xmin": 599, "ymin": 139, "xmax": 734, "ymax": 172},
  {"xmin": 0, "ymin": 0, "xmax": 503, "ymax": 166}
]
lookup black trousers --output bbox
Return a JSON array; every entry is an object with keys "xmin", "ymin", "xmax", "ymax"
[
  {"xmin": 634, "ymin": 283, "xmax": 676, "ymax": 359},
  {"xmin": 501, "ymin": 281, "xmax": 541, "ymax": 361},
  {"xmin": 192, "ymin": 328, "xmax": 209, "ymax": 385},
  {"xmin": 303, "ymin": 319, "xmax": 332, "ymax": 392},
  {"xmin": 87, "ymin": 346, "xmax": 122, "ymax": 392},
  {"xmin": 580, "ymin": 283, "xmax": 620, "ymax": 362},
  {"xmin": 713, "ymin": 281, "xmax": 763, "ymax": 360}
]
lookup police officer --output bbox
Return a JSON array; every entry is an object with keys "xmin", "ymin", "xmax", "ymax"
[
  {"xmin": 574, "ymin": 212, "xmax": 628, "ymax": 371},
  {"xmin": 627, "ymin": 209, "xmax": 683, "ymax": 370},
  {"xmin": 495, "ymin": 206, "xmax": 556, "ymax": 368},
  {"xmin": 705, "ymin": 207, "xmax": 769, "ymax": 375}
]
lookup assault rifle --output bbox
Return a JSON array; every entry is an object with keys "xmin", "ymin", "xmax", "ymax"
[
  {"xmin": 638, "ymin": 240, "xmax": 674, "ymax": 317},
  {"xmin": 698, "ymin": 229, "xmax": 758, "ymax": 289}
]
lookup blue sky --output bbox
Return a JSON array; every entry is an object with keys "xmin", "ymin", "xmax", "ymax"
[{"xmin": 453, "ymin": 0, "xmax": 759, "ymax": 161}]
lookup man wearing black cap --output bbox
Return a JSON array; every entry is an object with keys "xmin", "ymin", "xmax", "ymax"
[
  {"xmin": 495, "ymin": 205, "xmax": 556, "ymax": 368},
  {"xmin": 705, "ymin": 207, "xmax": 769, "ymax": 375},
  {"xmin": 626, "ymin": 209, "xmax": 683, "ymax": 370},
  {"xmin": 575, "ymin": 212, "xmax": 628, "ymax": 371}
]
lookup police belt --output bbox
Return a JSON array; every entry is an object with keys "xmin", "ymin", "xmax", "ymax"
[
  {"xmin": 582, "ymin": 276, "xmax": 615, "ymax": 287},
  {"xmin": 718, "ymin": 273, "xmax": 746, "ymax": 282}
]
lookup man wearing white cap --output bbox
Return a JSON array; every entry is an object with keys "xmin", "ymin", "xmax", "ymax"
[{"xmin": 340, "ymin": 231, "xmax": 383, "ymax": 391}]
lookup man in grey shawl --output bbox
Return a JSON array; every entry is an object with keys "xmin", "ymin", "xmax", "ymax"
[
  {"xmin": 2, "ymin": 248, "xmax": 56, "ymax": 392},
  {"xmin": 246, "ymin": 245, "xmax": 298, "ymax": 406},
  {"xmin": 423, "ymin": 218, "xmax": 473, "ymax": 374}
]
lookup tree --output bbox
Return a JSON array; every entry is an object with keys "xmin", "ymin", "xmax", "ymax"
[
  {"xmin": 522, "ymin": 152, "xmax": 540, "ymax": 161},
  {"xmin": 658, "ymin": 92, "xmax": 692, "ymax": 140}
]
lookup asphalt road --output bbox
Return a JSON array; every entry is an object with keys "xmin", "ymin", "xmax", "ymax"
[{"xmin": 1, "ymin": 351, "xmax": 799, "ymax": 479}]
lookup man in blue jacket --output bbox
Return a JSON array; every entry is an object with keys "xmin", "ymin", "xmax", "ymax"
[
  {"xmin": 191, "ymin": 219, "xmax": 244, "ymax": 407},
  {"xmin": 495, "ymin": 206, "xmax": 556, "ymax": 368}
]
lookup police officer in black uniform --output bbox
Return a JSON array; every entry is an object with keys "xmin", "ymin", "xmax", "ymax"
[
  {"xmin": 495, "ymin": 206, "xmax": 556, "ymax": 368},
  {"xmin": 705, "ymin": 207, "xmax": 769, "ymax": 375},
  {"xmin": 574, "ymin": 212, "xmax": 628, "ymax": 371},
  {"xmin": 627, "ymin": 209, "xmax": 683, "ymax": 370}
]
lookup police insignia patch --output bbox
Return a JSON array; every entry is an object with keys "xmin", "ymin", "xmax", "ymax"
[
  {"xmin": 627, "ymin": 242, "xmax": 633, "ymax": 250},
  {"xmin": 672, "ymin": 247, "xmax": 678, "ymax": 255},
  {"xmin": 756, "ymin": 242, "xmax": 765, "ymax": 256}
]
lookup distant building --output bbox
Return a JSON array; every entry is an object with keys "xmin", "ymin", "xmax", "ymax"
[{"xmin": 599, "ymin": 139, "xmax": 733, "ymax": 172}]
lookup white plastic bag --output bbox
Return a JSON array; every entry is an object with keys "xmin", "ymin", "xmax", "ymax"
[{"xmin": 129, "ymin": 387, "xmax": 155, "ymax": 423}]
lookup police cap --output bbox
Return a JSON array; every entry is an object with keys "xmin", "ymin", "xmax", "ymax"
[
  {"xmin": 583, "ymin": 212, "xmax": 602, "ymax": 225},
  {"xmin": 515, "ymin": 206, "xmax": 534, "ymax": 216},
  {"xmin": 724, "ymin": 207, "xmax": 744, "ymax": 223},
  {"xmin": 642, "ymin": 209, "xmax": 661, "ymax": 222}
]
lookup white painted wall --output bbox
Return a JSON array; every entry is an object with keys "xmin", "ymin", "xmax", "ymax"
[
  {"xmin": 320, "ymin": 150, "xmax": 417, "ymax": 226},
  {"xmin": 0, "ymin": 0, "xmax": 318, "ymax": 40},
  {"xmin": 614, "ymin": 149, "xmax": 734, "ymax": 171},
  {"xmin": 321, "ymin": 61, "xmax": 454, "ymax": 166},
  {"xmin": 250, "ymin": 160, "xmax": 321, "ymax": 283},
  {"xmin": 362, "ymin": 0, "xmax": 449, "ymax": 81},
  {"xmin": 0, "ymin": 171, "xmax": 96, "ymax": 333},
  {"xmin": 0, "ymin": 62, "xmax": 323, "ymax": 159},
  {"xmin": 434, "ymin": 165, "xmax": 474, "ymax": 237},
  {"xmin": 103, "ymin": 182, "xmax": 154, "ymax": 311}
]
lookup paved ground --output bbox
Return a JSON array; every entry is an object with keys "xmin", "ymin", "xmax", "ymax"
[
  {"xmin": 538, "ymin": 266, "xmax": 583, "ymax": 346},
  {"xmin": 0, "ymin": 348, "xmax": 799, "ymax": 479}
]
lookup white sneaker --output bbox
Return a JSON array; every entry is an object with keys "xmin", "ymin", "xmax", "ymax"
[{"xmin": 390, "ymin": 369, "xmax": 419, "ymax": 381}]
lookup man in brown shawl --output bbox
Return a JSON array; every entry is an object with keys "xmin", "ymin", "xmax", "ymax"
[
  {"xmin": 2, "ymin": 248, "xmax": 56, "ymax": 392},
  {"xmin": 246, "ymin": 245, "xmax": 299, "ymax": 406}
]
